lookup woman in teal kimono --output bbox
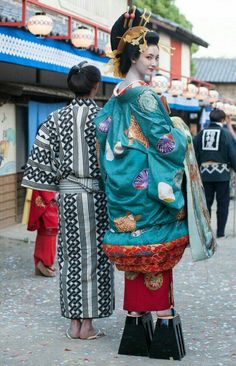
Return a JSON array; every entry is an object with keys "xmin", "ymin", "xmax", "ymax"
[
  {"xmin": 95, "ymin": 7, "xmax": 215, "ymax": 324},
  {"xmin": 95, "ymin": 9, "xmax": 189, "ymax": 317}
]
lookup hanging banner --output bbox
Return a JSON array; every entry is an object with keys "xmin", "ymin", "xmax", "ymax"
[{"xmin": 199, "ymin": 106, "xmax": 212, "ymax": 129}]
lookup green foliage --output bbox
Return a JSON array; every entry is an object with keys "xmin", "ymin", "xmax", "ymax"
[
  {"xmin": 190, "ymin": 44, "xmax": 198, "ymax": 76},
  {"xmin": 133, "ymin": 0, "xmax": 192, "ymax": 30}
]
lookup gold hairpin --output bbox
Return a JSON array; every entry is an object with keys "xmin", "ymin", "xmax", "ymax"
[{"xmin": 139, "ymin": 9, "xmax": 151, "ymax": 27}]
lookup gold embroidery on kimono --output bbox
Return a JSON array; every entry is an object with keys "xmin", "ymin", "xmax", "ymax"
[
  {"xmin": 114, "ymin": 212, "xmax": 141, "ymax": 232},
  {"xmin": 125, "ymin": 114, "xmax": 149, "ymax": 148},
  {"xmin": 144, "ymin": 273, "xmax": 163, "ymax": 290}
]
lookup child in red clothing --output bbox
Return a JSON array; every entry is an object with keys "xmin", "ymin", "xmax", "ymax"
[{"xmin": 27, "ymin": 190, "xmax": 58, "ymax": 277}]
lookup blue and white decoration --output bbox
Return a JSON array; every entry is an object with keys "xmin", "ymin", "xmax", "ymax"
[
  {"xmin": 163, "ymin": 93, "xmax": 201, "ymax": 112},
  {"xmin": 0, "ymin": 26, "xmax": 201, "ymax": 111},
  {"xmin": 0, "ymin": 26, "xmax": 120, "ymax": 84}
]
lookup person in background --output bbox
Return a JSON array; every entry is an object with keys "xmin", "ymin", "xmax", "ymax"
[
  {"xmin": 193, "ymin": 108, "xmax": 236, "ymax": 238},
  {"xmin": 22, "ymin": 62, "xmax": 114, "ymax": 340},
  {"xmin": 27, "ymin": 189, "xmax": 58, "ymax": 277}
]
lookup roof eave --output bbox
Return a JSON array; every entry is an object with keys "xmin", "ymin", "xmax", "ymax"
[{"xmin": 150, "ymin": 13, "xmax": 209, "ymax": 48}]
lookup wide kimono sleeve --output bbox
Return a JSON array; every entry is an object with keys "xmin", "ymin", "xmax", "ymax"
[
  {"xmin": 95, "ymin": 97, "xmax": 116, "ymax": 186},
  {"xmin": 131, "ymin": 88, "xmax": 187, "ymax": 213},
  {"xmin": 22, "ymin": 113, "xmax": 60, "ymax": 192}
]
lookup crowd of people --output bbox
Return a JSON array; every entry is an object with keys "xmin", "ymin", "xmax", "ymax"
[{"xmin": 21, "ymin": 5, "xmax": 236, "ymax": 360}]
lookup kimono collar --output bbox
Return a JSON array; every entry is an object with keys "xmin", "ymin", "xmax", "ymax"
[
  {"xmin": 114, "ymin": 80, "xmax": 147, "ymax": 97},
  {"xmin": 113, "ymin": 81, "xmax": 149, "ymax": 103},
  {"xmin": 72, "ymin": 97, "xmax": 97, "ymax": 107},
  {"xmin": 209, "ymin": 122, "xmax": 223, "ymax": 128}
]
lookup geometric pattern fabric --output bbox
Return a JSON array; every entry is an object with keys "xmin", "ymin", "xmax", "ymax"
[{"xmin": 22, "ymin": 98, "xmax": 114, "ymax": 319}]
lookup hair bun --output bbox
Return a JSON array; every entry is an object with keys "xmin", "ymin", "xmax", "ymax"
[
  {"xmin": 111, "ymin": 8, "xmax": 150, "ymax": 51},
  {"xmin": 67, "ymin": 61, "xmax": 88, "ymax": 83}
]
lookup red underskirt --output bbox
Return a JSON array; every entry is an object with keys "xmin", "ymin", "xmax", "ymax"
[{"xmin": 123, "ymin": 269, "xmax": 174, "ymax": 311}]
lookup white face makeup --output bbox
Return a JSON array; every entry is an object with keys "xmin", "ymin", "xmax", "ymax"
[{"xmin": 134, "ymin": 45, "xmax": 159, "ymax": 80}]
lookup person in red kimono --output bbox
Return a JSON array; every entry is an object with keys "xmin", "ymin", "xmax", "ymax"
[{"xmin": 27, "ymin": 190, "xmax": 59, "ymax": 277}]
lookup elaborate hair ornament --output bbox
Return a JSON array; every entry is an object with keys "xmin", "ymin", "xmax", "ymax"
[
  {"xmin": 106, "ymin": 50, "xmax": 126, "ymax": 78},
  {"xmin": 107, "ymin": 26, "xmax": 150, "ymax": 78},
  {"xmin": 108, "ymin": 7, "xmax": 158, "ymax": 78},
  {"xmin": 123, "ymin": 5, "xmax": 137, "ymax": 28},
  {"xmin": 139, "ymin": 9, "xmax": 151, "ymax": 27}
]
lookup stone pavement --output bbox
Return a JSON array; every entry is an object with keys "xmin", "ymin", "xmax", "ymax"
[{"xmin": 0, "ymin": 201, "xmax": 236, "ymax": 366}]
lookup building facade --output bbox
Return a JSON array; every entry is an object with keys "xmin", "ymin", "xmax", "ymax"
[
  {"xmin": 0, "ymin": 0, "xmax": 208, "ymax": 228},
  {"xmin": 194, "ymin": 58, "xmax": 236, "ymax": 101}
]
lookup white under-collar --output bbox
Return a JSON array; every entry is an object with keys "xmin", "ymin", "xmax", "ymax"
[{"xmin": 113, "ymin": 80, "xmax": 145, "ymax": 96}]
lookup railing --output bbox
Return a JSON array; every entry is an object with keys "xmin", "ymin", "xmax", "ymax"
[{"xmin": 0, "ymin": 0, "xmax": 111, "ymax": 48}]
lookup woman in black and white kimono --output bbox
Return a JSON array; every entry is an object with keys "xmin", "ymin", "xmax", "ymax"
[{"xmin": 22, "ymin": 62, "xmax": 114, "ymax": 340}]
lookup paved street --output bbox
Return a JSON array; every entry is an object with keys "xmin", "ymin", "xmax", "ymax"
[{"xmin": 0, "ymin": 201, "xmax": 236, "ymax": 366}]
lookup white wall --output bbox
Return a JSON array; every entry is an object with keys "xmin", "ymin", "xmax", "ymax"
[
  {"xmin": 158, "ymin": 32, "xmax": 171, "ymax": 78},
  {"xmin": 41, "ymin": 0, "xmax": 127, "ymax": 28},
  {"xmin": 181, "ymin": 43, "xmax": 191, "ymax": 81}
]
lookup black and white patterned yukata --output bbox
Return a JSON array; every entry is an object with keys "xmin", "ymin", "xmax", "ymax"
[{"xmin": 22, "ymin": 98, "xmax": 115, "ymax": 319}]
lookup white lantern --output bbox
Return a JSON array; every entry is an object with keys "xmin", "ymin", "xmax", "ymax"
[
  {"xmin": 28, "ymin": 12, "xmax": 53, "ymax": 36},
  {"xmin": 231, "ymin": 105, "xmax": 236, "ymax": 116},
  {"xmin": 208, "ymin": 90, "xmax": 219, "ymax": 103},
  {"xmin": 182, "ymin": 83, "xmax": 198, "ymax": 99},
  {"xmin": 213, "ymin": 101, "xmax": 224, "ymax": 110},
  {"xmin": 151, "ymin": 75, "xmax": 169, "ymax": 95},
  {"xmin": 71, "ymin": 27, "xmax": 94, "ymax": 48},
  {"xmin": 196, "ymin": 86, "xmax": 209, "ymax": 101},
  {"xmin": 223, "ymin": 103, "xmax": 232, "ymax": 115},
  {"xmin": 169, "ymin": 80, "xmax": 184, "ymax": 97}
]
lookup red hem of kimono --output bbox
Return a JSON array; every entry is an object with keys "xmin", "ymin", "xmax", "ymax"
[
  {"xmin": 34, "ymin": 233, "xmax": 57, "ymax": 267},
  {"xmin": 102, "ymin": 234, "xmax": 189, "ymax": 273},
  {"xmin": 124, "ymin": 270, "xmax": 174, "ymax": 311}
]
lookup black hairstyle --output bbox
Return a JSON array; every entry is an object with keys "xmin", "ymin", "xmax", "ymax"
[
  {"xmin": 110, "ymin": 8, "xmax": 152, "ymax": 51},
  {"xmin": 67, "ymin": 61, "xmax": 101, "ymax": 97},
  {"xmin": 119, "ymin": 31, "xmax": 159, "ymax": 75},
  {"xmin": 110, "ymin": 7, "xmax": 159, "ymax": 76},
  {"xmin": 209, "ymin": 108, "xmax": 226, "ymax": 122}
]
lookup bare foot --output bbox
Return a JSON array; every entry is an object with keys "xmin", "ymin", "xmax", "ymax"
[
  {"xmin": 80, "ymin": 319, "xmax": 100, "ymax": 339},
  {"xmin": 67, "ymin": 319, "xmax": 81, "ymax": 339}
]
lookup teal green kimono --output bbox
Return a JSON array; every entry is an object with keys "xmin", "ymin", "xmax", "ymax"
[{"xmin": 95, "ymin": 85, "xmax": 189, "ymax": 273}]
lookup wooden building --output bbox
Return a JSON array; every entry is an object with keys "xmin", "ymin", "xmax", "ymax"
[{"xmin": 0, "ymin": 0, "xmax": 208, "ymax": 228}]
